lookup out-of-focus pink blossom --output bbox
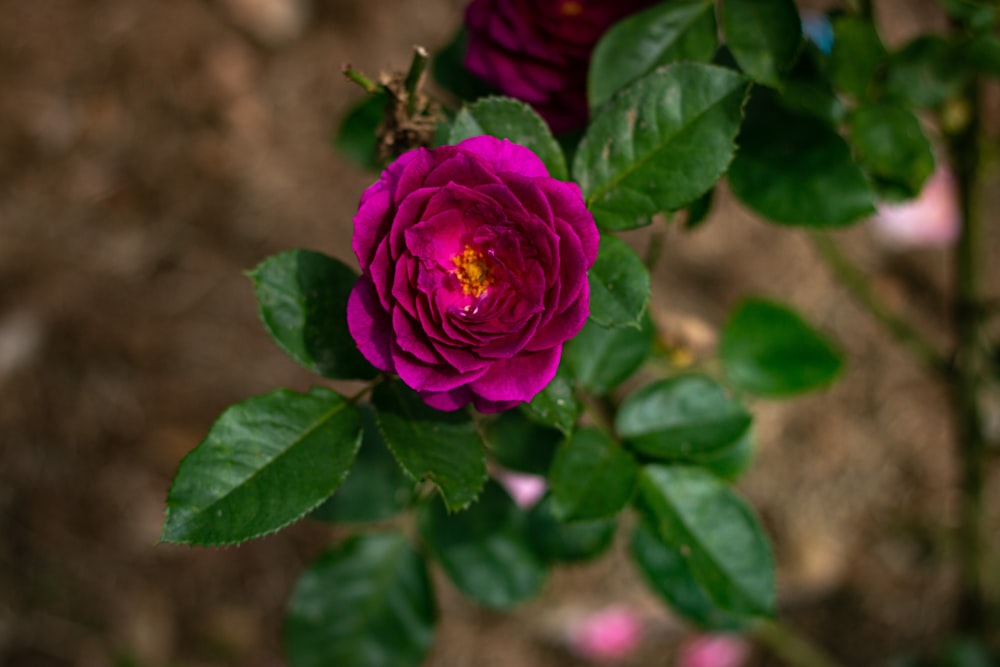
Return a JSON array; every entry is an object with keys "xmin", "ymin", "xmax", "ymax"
[
  {"xmin": 870, "ymin": 167, "xmax": 961, "ymax": 249},
  {"xmin": 569, "ymin": 605, "xmax": 643, "ymax": 661},
  {"xmin": 676, "ymin": 634, "xmax": 750, "ymax": 667},
  {"xmin": 495, "ymin": 470, "xmax": 547, "ymax": 509}
]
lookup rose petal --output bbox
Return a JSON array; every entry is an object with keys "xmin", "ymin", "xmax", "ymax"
[
  {"xmin": 346, "ymin": 277, "xmax": 394, "ymax": 373},
  {"xmin": 456, "ymin": 136, "xmax": 550, "ymax": 179},
  {"xmin": 470, "ymin": 346, "xmax": 561, "ymax": 402},
  {"xmin": 420, "ymin": 385, "xmax": 475, "ymax": 411},
  {"xmin": 391, "ymin": 341, "xmax": 488, "ymax": 393}
]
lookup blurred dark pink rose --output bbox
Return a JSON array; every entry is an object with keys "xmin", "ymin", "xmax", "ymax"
[
  {"xmin": 494, "ymin": 469, "xmax": 547, "ymax": 508},
  {"xmin": 870, "ymin": 167, "xmax": 960, "ymax": 249},
  {"xmin": 677, "ymin": 634, "xmax": 750, "ymax": 667},
  {"xmin": 347, "ymin": 136, "xmax": 598, "ymax": 413},
  {"xmin": 569, "ymin": 605, "xmax": 643, "ymax": 660},
  {"xmin": 464, "ymin": 0, "xmax": 654, "ymax": 132}
]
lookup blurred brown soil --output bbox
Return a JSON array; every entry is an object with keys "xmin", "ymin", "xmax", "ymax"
[{"xmin": 1, "ymin": 1, "xmax": 998, "ymax": 666}]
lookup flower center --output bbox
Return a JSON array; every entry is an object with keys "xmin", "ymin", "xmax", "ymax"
[
  {"xmin": 560, "ymin": 1, "xmax": 584, "ymax": 16},
  {"xmin": 452, "ymin": 246, "xmax": 494, "ymax": 297}
]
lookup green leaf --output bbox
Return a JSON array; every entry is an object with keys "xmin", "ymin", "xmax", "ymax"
[
  {"xmin": 728, "ymin": 91, "xmax": 875, "ymax": 227},
  {"xmin": 616, "ymin": 375, "xmax": 752, "ymax": 460},
  {"xmin": 521, "ymin": 364, "xmax": 580, "ymax": 436},
  {"xmin": 721, "ymin": 0, "xmax": 802, "ymax": 88},
  {"xmin": 549, "ymin": 427, "xmax": 638, "ymax": 521},
  {"xmin": 695, "ymin": 430, "xmax": 755, "ymax": 481},
  {"xmin": 449, "ymin": 97, "xmax": 568, "ymax": 180},
  {"xmin": 482, "ymin": 409, "xmax": 562, "ymax": 475},
  {"xmin": 635, "ymin": 464, "xmax": 775, "ymax": 616},
  {"xmin": 162, "ymin": 387, "xmax": 362, "ymax": 546},
  {"xmin": 685, "ymin": 187, "xmax": 714, "ymax": 229},
  {"xmin": 373, "ymin": 382, "xmax": 487, "ymax": 512},
  {"xmin": 432, "ymin": 28, "xmax": 496, "ymax": 102},
  {"xmin": 887, "ymin": 36, "xmax": 968, "ymax": 108},
  {"xmin": 589, "ymin": 0, "xmax": 717, "ymax": 109},
  {"xmin": 779, "ymin": 48, "xmax": 847, "ymax": 125},
  {"xmin": 947, "ymin": 0, "xmax": 997, "ymax": 31},
  {"xmin": 335, "ymin": 93, "xmax": 386, "ymax": 170},
  {"xmin": 827, "ymin": 16, "xmax": 887, "ymax": 99},
  {"xmin": 311, "ymin": 406, "xmax": 415, "ymax": 523},
  {"xmin": 849, "ymin": 103, "xmax": 935, "ymax": 199},
  {"xmin": 631, "ymin": 519, "xmax": 748, "ymax": 630},
  {"xmin": 565, "ymin": 313, "xmax": 654, "ymax": 395},
  {"xmin": 285, "ymin": 532, "xmax": 435, "ymax": 667},
  {"xmin": 573, "ymin": 63, "xmax": 750, "ymax": 230},
  {"xmin": 418, "ymin": 481, "xmax": 547, "ymax": 609},
  {"xmin": 588, "ymin": 235, "xmax": 651, "ymax": 329},
  {"xmin": 965, "ymin": 34, "xmax": 1000, "ymax": 78},
  {"xmin": 527, "ymin": 495, "xmax": 617, "ymax": 563},
  {"xmin": 720, "ymin": 298, "xmax": 843, "ymax": 397},
  {"xmin": 250, "ymin": 250, "xmax": 377, "ymax": 380}
]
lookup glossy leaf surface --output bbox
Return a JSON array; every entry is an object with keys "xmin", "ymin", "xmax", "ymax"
[
  {"xmin": 616, "ymin": 375, "xmax": 752, "ymax": 459},
  {"xmin": 589, "ymin": 0, "xmax": 717, "ymax": 108},
  {"xmin": 549, "ymin": 427, "xmax": 638, "ymax": 521},
  {"xmin": 636, "ymin": 465, "xmax": 775, "ymax": 616},
  {"xmin": 565, "ymin": 314, "xmax": 653, "ymax": 395},
  {"xmin": 250, "ymin": 250, "xmax": 377, "ymax": 380},
  {"xmin": 163, "ymin": 387, "xmax": 362, "ymax": 546},
  {"xmin": 588, "ymin": 235, "xmax": 651, "ymax": 329},
  {"xmin": 721, "ymin": 0, "xmax": 802, "ymax": 88},
  {"xmin": 285, "ymin": 532, "xmax": 435, "ymax": 667},
  {"xmin": 631, "ymin": 520, "xmax": 747, "ymax": 629},
  {"xmin": 418, "ymin": 481, "xmax": 547, "ymax": 609},
  {"xmin": 311, "ymin": 405, "xmax": 414, "ymax": 523},
  {"xmin": 373, "ymin": 382, "xmax": 487, "ymax": 512},
  {"xmin": 849, "ymin": 103, "xmax": 935, "ymax": 199},
  {"xmin": 720, "ymin": 298, "xmax": 843, "ymax": 397},
  {"xmin": 449, "ymin": 96, "xmax": 568, "ymax": 180},
  {"xmin": 574, "ymin": 63, "xmax": 749, "ymax": 230},
  {"xmin": 728, "ymin": 92, "xmax": 874, "ymax": 227}
]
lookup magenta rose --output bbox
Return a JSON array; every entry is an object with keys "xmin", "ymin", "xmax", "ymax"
[
  {"xmin": 464, "ymin": 0, "xmax": 655, "ymax": 133},
  {"xmin": 347, "ymin": 136, "xmax": 598, "ymax": 413}
]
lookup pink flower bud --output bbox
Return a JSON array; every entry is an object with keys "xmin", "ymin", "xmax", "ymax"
[
  {"xmin": 676, "ymin": 634, "xmax": 750, "ymax": 667},
  {"xmin": 569, "ymin": 605, "xmax": 643, "ymax": 661},
  {"xmin": 871, "ymin": 167, "xmax": 961, "ymax": 249}
]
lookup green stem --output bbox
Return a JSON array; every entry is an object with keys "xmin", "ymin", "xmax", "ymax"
[
  {"xmin": 753, "ymin": 619, "xmax": 845, "ymax": 667},
  {"xmin": 811, "ymin": 233, "xmax": 949, "ymax": 374},
  {"xmin": 946, "ymin": 77, "xmax": 989, "ymax": 638},
  {"xmin": 404, "ymin": 45, "xmax": 430, "ymax": 116},
  {"xmin": 846, "ymin": 0, "xmax": 873, "ymax": 18},
  {"xmin": 577, "ymin": 390, "xmax": 617, "ymax": 437},
  {"xmin": 342, "ymin": 65, "xmax": 380, "ymax": 94}
]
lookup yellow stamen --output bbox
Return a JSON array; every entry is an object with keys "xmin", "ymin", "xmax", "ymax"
[
  {"xmin": 452, "ymin": 246, "xmax": 494, "ymax": 297},
  {"xmin": 560, "ymin": 1, "xmax": 583, "ymax": 16}
]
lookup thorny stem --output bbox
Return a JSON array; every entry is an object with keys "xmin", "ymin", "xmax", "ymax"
[
  {"xmin": 811, "ymin": 232, "xmax": 950, "ymax": 374},
  {"xmin": 753, "ymin": 620, "xmax": 845, "ymax": 667},
  {"xmin": 945, "ymin": 77, "xmax": 990, "ymax": 638}
]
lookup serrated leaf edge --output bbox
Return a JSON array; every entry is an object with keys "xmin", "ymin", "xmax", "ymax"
[{"xmin": 161, "ymin": 387, "xmax": 361, "ymax": 547}]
